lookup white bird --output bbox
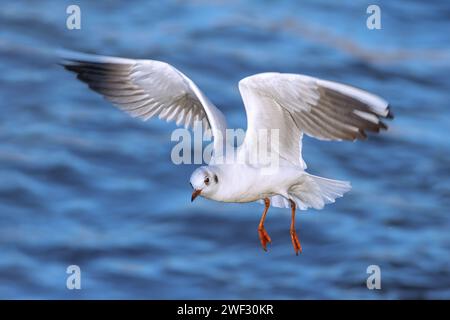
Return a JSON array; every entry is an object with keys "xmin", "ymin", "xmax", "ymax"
[{"xmin": 61, "ymin": 51, "xmax": 392, "ymax": 255}]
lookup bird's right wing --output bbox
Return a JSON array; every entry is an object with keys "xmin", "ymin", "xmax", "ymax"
[
  {"xmin": 238, "ymin": 72, "xmax": 392, "ymax": 169},
  {"xmin": 60, "ymin": 50, "xmax": 227, "ymax": 153}
]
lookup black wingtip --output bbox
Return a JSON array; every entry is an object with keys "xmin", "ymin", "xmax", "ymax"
[
  {"xmin": 358, "ymin": 129, "xmax": 368, "ymax": 140},
  {"xmin": 386, "ymin": 105, "xmax": 394, "ymax": 119}
]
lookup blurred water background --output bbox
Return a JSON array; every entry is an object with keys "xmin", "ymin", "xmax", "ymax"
[{"xmin": 0, "ymin": 0, "xmax": 449, "ymax": 299}]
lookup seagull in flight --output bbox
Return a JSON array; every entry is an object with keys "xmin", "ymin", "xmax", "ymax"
[{"xmin": 60, "ymin": 51, "xmax": 392, "ymax": 255}]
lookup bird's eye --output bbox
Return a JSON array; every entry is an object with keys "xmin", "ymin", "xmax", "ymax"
[
  {"xmin": 204, "ymin": 177, "xmax": 210, "ymax": 185},
  {"xmin": 214, "ymin": 175, "xmax": 218, "ymax": 183}
]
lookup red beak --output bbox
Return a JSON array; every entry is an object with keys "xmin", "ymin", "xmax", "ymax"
[{"xmin": 191, "ymin": 189, "xmax": 202, "ymax": 202}]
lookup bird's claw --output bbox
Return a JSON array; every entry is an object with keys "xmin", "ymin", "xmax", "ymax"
[
  {"xmin": 290, "ymin": 230, "xmax": 302, "ymax": 255},
  {"xmin": 258, "ymin": 226, "xmax": 272, "ymax": 251}
]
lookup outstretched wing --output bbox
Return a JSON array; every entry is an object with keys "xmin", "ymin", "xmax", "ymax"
[
  {"xmin": 238, "ymin": 72, "xmax": 392, "ymax": 169},
  {"xmin": 60, "ymin": 50, "xmax": 227, "ymax": 152}
]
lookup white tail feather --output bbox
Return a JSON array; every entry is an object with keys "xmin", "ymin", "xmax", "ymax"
[
  {"xmin": 260, "ymin": 174, "xmax": 351, "ymax": 210},
  {"xmin": 290, "ymin": 174, "xmax": 351, "ymax": 210}
]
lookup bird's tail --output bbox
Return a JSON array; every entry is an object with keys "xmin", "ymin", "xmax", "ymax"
[
  {"xmin": 262, "ymin": 173, "xmax": 351, "ymax": 210},
  {"xmin": 289, "ymin": 174, "xmax": 351, "ymax": 210}
]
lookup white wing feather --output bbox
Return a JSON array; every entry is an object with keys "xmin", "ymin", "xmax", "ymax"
[
  {"xmin": 60, "ymin": 50, "xmax": 227, "ymax": 153},
  {"xmin": 238, "ymin": 72, "xmax": 392, "ymax": 169}
]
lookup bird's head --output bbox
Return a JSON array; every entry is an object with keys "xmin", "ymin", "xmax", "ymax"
[{"xmin": 189, "ymin": 166, "xmax": 220, "ymax": 202}]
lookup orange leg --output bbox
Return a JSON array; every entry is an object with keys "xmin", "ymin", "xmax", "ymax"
[
  {"xmin": 258, "ymin": 198, "xmax": 272, "ymax": 251},
  {"xmin": 289, "ymin": 200, "xmax": 302, "ymax": 255}
]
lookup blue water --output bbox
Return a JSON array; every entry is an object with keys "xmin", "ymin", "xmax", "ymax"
[{"xmin": 0, "ymin": 0, "xmax": 449, "ymax": 299}]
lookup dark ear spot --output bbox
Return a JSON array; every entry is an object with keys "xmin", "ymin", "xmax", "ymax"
[{"xmin": 214, "ymin": 174, "xmax": 218, "ymax": 183}]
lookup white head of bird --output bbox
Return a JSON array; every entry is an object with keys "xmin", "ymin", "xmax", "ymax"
[{"xmin": 190, "ymin": 166, "xmax": 220, "ymax": 202}]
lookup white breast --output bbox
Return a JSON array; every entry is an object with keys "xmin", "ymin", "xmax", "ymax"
[{"xmin": 206, "ymin": 163, "xmax": 304, "ymax": 203}]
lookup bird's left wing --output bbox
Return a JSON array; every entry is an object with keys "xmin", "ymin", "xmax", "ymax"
[
  {"xmin": 60, "ymin": 50, "xmax": 227, "ymax": 153},
  {"xmin": 237, "ymin": 72, "xmax": 392, "ymax": 169}
]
